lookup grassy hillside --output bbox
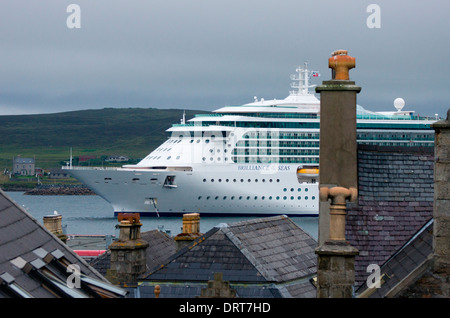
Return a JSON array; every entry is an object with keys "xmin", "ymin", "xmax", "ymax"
[{"xmin": 0, "ymin": 107, "xmax": 208, "ymax": 170}]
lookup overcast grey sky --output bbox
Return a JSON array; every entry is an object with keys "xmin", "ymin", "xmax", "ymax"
[{"xmin": 0, "ymin": 0, "xmax": 449, "ymax": 117}]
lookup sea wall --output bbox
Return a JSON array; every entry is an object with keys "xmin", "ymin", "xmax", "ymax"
[{"xmin": 25, "ymin": 184, "xmax": 95, "ymax": 195}]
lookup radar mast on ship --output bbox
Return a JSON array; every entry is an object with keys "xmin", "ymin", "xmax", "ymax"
[{"xmin": 289, "ymin": 63, "xmax": 320, "ymax": 96}]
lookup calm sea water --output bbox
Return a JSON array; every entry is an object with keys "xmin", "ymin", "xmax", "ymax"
[{"xmin": 6, "ymin": 192, "xmax": 318, "ymax": 239}]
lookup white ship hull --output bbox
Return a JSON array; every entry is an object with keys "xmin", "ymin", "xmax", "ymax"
[{"xmin": 69, "ymin": 163, "xmax": 319, "ymax": 216}]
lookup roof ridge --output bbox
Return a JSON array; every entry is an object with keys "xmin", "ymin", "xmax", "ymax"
[{"xmin": 227, "ymin": 215, "xmax": 288, "ymax": 228}]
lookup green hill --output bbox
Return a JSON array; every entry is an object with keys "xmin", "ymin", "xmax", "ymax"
[{"xmin": 0, "ymin": 107, "xmax": 208, "ymax": 170}]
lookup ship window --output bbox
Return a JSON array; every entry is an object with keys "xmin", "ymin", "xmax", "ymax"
[
  {"xmin": 176, "ymin": 156, "xmax": 180, "ymax": 160},
  {"xmin": 223, "ymin": 196, "xmax": 227, "ymax": 200},
  {"xmin": 283, "ymin": 196, "xmax": 287, "ymax": 200},
  {"xmin": 132, "ymin": 178, "xmax": 140, "ymax": 181},
  {"xmin": 246, "ymin": 196, "xmax": 250, "ymax": 200},
  {"xmin": 239, "ymin": 196, "xmax": 242, "ymax": 200},
  {"xmin": 262, "ymin": 196, "xmax": 265, "ymax": 200},
  {"xmin": 206, "ymin": 196, "xmax": 210, "ymax": 200},
  {"xmin": 231, "ymin": 196, "xmax": 235, "ymax": 200},
  {"xmin": 197, "ymin": 139, "xmax": 200, "ymax": 143},
  {"xmin": 269, "ymin": 196, "xmax": 272, "ymax": 200},
  {"xmin": 248, "ymin": 179, "xmax": 251, "ymax": 182},
  {"xmin": 305, "ymin": 188, "xmax": 309, "ymax": 192},
  {"xmin": 205, "ymin": 139, "xmax": 210, "ymax": 143},
  {"xmin": 276, "ymin": 179, "xmax": 280, "ymax": 182},
  {"xmin": 104, "ymin": 178, "xmax": 112, "ymax": 180},
  {"xmin": 298, "ymin": 188, "xmax": 301, "ymax": 192},
  {"xmin": 198, "ymin": 196, "xmax": 202, "ymax": 200},
  {"xmin": 190, "ymin": 140, "xmax": 194, "ymax": 143},
  {"xmin": 291, "ymin": 188, "xmax": 294, "ymax": 192},
  {"xmin": 202, "ymin": 157, "xmax": 206, "ymax": 161},
  {"xmin": 255, "ymin": 179, "xmax": 258, "ymax": 182},
  {"xmin": 226, "ymin": 179, "xmax": 229, "ymax": 182},
  {"xmin": 283, "ymin": 188, "xmax": 287, "ymax": 192},
  {"xmin": 167, "ymin": 156, "xmax": 171, "ymax": 160},
  {"xmin": 305, "ymin": 196, "xmax": 308, "ymax": 200},
  {"xmin": 298, "ymin": 196, "xmax": 301, "ymax": 200},
  {"xmin": 233, "ymin": 179, "xmax": 236, "ymax": 182},
  {"xmin": 215, "ymin": 196, "xmax": 219, "ymax": 200},
  {"xmin": 254, "ymin": 196, "xmax": 258, "ymax": 200},
  {"xmin": 218, "ymin": 179, "xmax": 222, "ymax": 182},
  {"xmin": 262, "ymin": 179, "xmax": 265, "ymax": 182},
  {"xmin": 312, "ymin": 196, "xmax": 316, "ymax": 200},
  {"xmin": 203, "ymin": 179, "xmax": 206, "ymax": 182},
  {"xmin": 290, "ymin": 196, "xmax": 294, "ymax": 200},
  {"xmin": 276, "ymin": 196, "xmax": 280, "ymax": 200},
  {"xmin": 269, "ymin": 179, "xmax": 273, "ymax": 182}
]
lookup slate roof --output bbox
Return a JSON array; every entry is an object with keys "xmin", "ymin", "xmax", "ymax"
[
  {"xmin": 13, "ymin": 158, "xmax": 35, "ymax": 164},
  {"xmin": 346, "ymin": 145, "xmax": 434, "ymax": 286},
  {"xmin": 90, "ymin": 229, "xmax": 176, "ymax": 276},
  {"xmin": 356, "ymin": 219, "xmax": 433, "ymax": 298},
  {"xmin": 0, "ymin": 189, "xmax": 126, "ymax": 298},
  {"xmin": 139, "ymin": 215, "xmax": 317, "ymax": 298}
]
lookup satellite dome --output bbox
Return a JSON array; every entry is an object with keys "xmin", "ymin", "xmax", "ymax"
[{"xmin": 394, "ymin": 98, "xmax": 405, "ymax": 111}]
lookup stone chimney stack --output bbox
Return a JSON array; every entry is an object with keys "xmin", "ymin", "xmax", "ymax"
[
  {"xmin": 107, "ymin": 213, "xmax": 149, "ymax": 286},
  {"xmin": 314, "ymin": 50, "xmax": 360, "ymax": 298},
  {"xmin": 43, "ymin": 211, "xmax": 67, "ymax": 243},
  {"xmin": 431, "ymin": 109, "xmax": 450, "ymax": 280},
  {"xmin": 174, "ymin": 213, "xmax": 203, "ymax": 251}
]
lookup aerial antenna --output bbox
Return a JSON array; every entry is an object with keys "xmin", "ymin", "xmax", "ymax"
[{"xmin": 180, "ymin": 110, "xmax": 186, "ymax": 125}]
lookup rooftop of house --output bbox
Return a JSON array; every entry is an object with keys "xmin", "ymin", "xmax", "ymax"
[
  {"xmin": 356, "ymin": 218, "xmax": 433, "ymax": 298},
  {"xmin": 137, "ymin": 215, "xmax": 318, "ymax": 298},
  {"xmin": 0, "ymin": 189, "xmax": 127, "ymax": 298},
  {"xmin": 89, "ymin": 229, "xmax": 176, "ymax": 277},
  {"xmin": 13, "ymin": 158, "xmax": 35, "ymax": 164},
  {"xmin": 347, "ymin": 144, "xmax": 435, "ymax": 286}
]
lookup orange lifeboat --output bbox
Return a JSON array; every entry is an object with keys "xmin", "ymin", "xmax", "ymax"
[{"xmin": 297, "ymin": 168, "xmax": 319, "ymax": 178}]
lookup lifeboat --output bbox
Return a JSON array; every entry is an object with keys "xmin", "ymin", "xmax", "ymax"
[{"xmin": 297, "ymin": 167, "xmax": 319, "ymax": 178}]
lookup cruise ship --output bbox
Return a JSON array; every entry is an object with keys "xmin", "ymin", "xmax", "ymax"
[{"xmin": 66, "ymin": 64, "xmax": 437, "ymax": 217}]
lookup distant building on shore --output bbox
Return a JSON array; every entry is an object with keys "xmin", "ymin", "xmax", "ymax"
[
  {"xmin": 49, "ymin": 168, "xmax": 70, "ymax": 179},
  {"xmin": 12, "ymin": 157, "xmax": 35, "ymax": 176}
]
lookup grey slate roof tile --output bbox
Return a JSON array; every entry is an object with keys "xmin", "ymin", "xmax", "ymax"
[
  {"xmin": 347, "ymin": 145, "xmax": 434, "ymax": 286},
  {"xmin": 141, "ymin": 215, "xmax": 317, "ymax": 297},
  {"xmin": 0, "ymin": 189, "xmax": 123, "ymax": 298}
]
